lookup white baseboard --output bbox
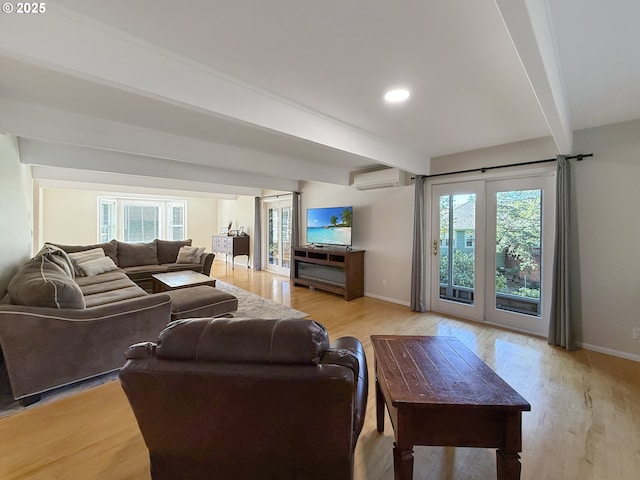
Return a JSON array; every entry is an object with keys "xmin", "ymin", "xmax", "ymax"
[
  {"xmin": 363, "ymin": 293, "xmax": 640, "ymax": 364},
  {"xmin": 578, "ymin": 342, "xmax": 640, "ymax": 363},
  {"xmin": 364, "ymin": 292, "xmax": 410, "ymax": 307},
  {"xmin": 213, "ymin": 257, "xmax": 250, "ymax": 268},
  {"xmin": 285, "ymin": 276, "xmax": 640, "ymax": 364}
]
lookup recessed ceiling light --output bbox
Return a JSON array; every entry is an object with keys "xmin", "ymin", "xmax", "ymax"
[{"xmin": 384, "ymin": 88, "xmax": 411, "ymax": 103}]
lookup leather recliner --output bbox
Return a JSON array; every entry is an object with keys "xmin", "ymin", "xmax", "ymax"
[{"xmin": 119, "ymin": 317, "xmax": 368, "ymax": 480}]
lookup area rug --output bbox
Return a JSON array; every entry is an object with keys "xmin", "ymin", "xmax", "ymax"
[
  {"xmin": 0, "ymin": 282, "xmax": 307, "ymax": 418},
  {"xmin": 215, "ymin": 280, "xmax": 308, "ymax": 319}
]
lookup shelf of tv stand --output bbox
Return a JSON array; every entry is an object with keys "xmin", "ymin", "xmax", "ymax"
[{"xmin": 291, "ymin": 246, "xmax": 364, "ymax": 301}]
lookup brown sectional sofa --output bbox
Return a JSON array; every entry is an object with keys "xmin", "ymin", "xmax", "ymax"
[
  {"xmin": 0, "ymin": 239, "xmax": 214, "ymax": 404},
  {"xmin": 53, "ymin": 238, "xmax": 215, "ymax": 292}
]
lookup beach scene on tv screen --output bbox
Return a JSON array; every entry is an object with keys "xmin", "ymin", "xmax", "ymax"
[{"xmin": 307, "ymin": 206, "xmax": 352, "ymax": 245}]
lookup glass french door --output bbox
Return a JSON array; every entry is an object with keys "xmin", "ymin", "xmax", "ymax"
[
  {"xmin": 430, "ymin": 173, "xmax": 555, "ymax": 335},
  {"xmin": 264, "ymin": 199, "xmax": 292, "ymax": 275},
  {"xmin": 431, "ymin": 182, "xmax": 486, "ymax": 321},
  {"xmin": 485, "ymin": 176, "xmax": 555, "ymax": 335}
]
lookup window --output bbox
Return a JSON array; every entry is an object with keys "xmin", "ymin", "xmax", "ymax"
[
  {"xmin": 123, "ymin": 201, "xmax": 161, "ymax": 242},
  {"xmin": 98, "ymin": 197, "xmax": 186, "ymax": 242},
  {"xmin": 99, "ymin": 199, "xmax": 116, "ymax": 243},
  {"xmin": 167, "ymin": 202, "xmax": 185, "ymax": 240},
  {"xmin": 465, "ymin": 230, "xmax": 475, "ymax": 247}
]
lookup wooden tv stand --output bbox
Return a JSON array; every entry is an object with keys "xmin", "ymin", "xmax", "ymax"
[{"xmin": 291, "ymin": 246, "xmax": 364, "ymax": 300}]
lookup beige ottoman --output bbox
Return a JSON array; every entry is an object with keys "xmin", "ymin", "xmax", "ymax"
[{"xmin": 165, "ymin": 286, "xmax": 238, "ymax": 320}]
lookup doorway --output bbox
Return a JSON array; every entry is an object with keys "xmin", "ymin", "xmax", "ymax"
[
  {"xmin": 263, "ymin": 199, "xmax": 292, "ymax": 275},
  {"xmin": 430, "ymin": 172, "xmax": 555, "ymax": 336}
]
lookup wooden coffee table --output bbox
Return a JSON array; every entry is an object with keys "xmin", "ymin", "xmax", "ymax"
[
  {"xmin": 151, "ymin": 270, "xmax": 216, "ymax": 293},
  {"xmin": 371, "ymin": 335, "xmax": 531, "ymax": 480}
]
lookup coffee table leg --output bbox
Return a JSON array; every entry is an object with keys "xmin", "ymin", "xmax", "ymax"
[
  {"xmin": 393, "ymin": 443, "xmax": 414, "ymax": 480},
  {"xmin": 376, "ymin": 378, "xmax": 385, "ymax": 432},
  {"xmin": 496, "ymin": 450, "xmax": 521, "ymax": 480}
]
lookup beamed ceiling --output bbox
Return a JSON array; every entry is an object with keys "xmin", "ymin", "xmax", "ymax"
[{"xmin": 1, "ymin": 0, "xmax": 639, "ymax": 196}]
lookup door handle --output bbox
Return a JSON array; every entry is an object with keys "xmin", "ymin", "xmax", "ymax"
[{"xmin": 432, "ymin": 240, "xmax": 438, "ymax": 256}]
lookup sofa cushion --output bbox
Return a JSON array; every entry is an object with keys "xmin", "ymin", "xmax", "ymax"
[
  {"xmin": 74, "ymin": 270, "xmax": 148, "ymax": 307},
  {"xmin": 121, "ymin": 264, "xmax": 169, "ymax": 281},
  {"xmin": 165, "ymin": 286, "xmax": 238, "ymax": 320},
  {"xmin": 51, "ymin": 240, "xmax": 119, "ymax": 265},
  {"xmin": 117, "ymin": 241, "xmax": 158, "ymax": 268},
  {"xmin": 7, "ymin": 254, "xmax": 85, "ymax": 309},
  {"xmin": 155, "ymin": 239, "xmax": 192, "ymax": 264},
  {"xmin": 75, "ymin": 270, "xmax": 132, "ymax": 289},
  {"xmin": 164, "ymin": 263, "xmax": 202, "ymax": 273},
  {"xmin": 83, "ymin": 286, "xmax": 148, "ymax": 308},
  {"xmin": 78, "ymin": 276, "xmax": 136, "ymax": 296}
]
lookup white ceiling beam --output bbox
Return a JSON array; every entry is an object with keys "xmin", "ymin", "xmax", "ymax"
[
  {"xmin": 0, "ymin": 2, "xmax": 426, "ymax": 174},
  {"xmin": 31, "ymin": 166, "xmax": 255, "ymax": 198},
  {"xmin": 19, "ymin": 139, "xmax": 299, "ymax": 193},
  {"xmin": 494, "ymin": 0, "xmax": 574, "ymax": 154},
  {"xmin": 0, "ymin": 99, "xmax": 347, "ymax": 186}
]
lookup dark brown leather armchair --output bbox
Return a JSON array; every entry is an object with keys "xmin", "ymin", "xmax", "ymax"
[{"xmin": 119, "ymin": 317, "xmax": 368, "ymax": 480}]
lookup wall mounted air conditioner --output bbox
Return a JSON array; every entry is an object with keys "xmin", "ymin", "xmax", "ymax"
[{"xmin": 353, "ymin": 168, "xmax": 408, "ymax": 190}]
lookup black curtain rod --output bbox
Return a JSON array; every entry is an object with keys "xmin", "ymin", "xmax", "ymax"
[
  {"xmin": 412, "ymin": 153, "xmax": 592, "ymax": 180},
  {"xmin": 259, "ymin": 192, "xmax": 299, "ymax": 200}
]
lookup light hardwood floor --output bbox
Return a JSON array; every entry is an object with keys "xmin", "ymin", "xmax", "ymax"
[{"xmin": 1, "ymin": 260, "xmax": 639, "ymax": 479}]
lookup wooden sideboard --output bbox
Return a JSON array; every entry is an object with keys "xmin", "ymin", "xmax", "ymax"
[{"xmin": 212, "ymin": 235, "xmax": 250, "ymax": 268}]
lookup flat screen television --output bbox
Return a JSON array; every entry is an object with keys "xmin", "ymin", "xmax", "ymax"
[{"xmin": 306, "ymin": 206, "xmax": 353, "ymax": 246}]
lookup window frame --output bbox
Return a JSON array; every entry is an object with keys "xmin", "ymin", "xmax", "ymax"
[
  {"xmin": 97, "ymin": 196, "xmax": 187, "ymax": 243},
  {"xmin": 98, "ymin": 198, "xmax": 117, "ymax": 243},
  {"xmin": 166, "ymin": 202, "xmax": 186, "ymax": 241}
]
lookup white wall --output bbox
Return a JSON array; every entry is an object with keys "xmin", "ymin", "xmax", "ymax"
[
  {"xmin": 217, "ymin": 196, "xmax": 254, "ymax": 236},
  {"xmin": 429, "ymin": 136, "xmax": 558, "ymax": 173},
  {"xmin": 431, "ymin": 123, "xmax": 640, "ymax": 361},
  {"xmin": 300, "ymin": 181, "xmax": 415, "ymax": 304},
  {"xmin": 187, "ymin": 198, "xmax": 219, "ymax": 251},
  {"xmin": 39, "ymin": 188, "xmax": 219, "ymax": 252},
  {"xmin": 41, "ymin": 189, "xmax": 98, "ymax": 245},
  {"xmin": 0, "ymin": 134, "xmax": 33, "ymax": 294},
  {"xmin": 572, "ymin": 119, "xmax": 640, "ymax": 360}
]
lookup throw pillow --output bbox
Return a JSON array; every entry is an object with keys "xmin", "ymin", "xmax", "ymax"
[
  {"xmin": 77, "ymin": 256, "xmax": 119, "ymax": 277},
  {"xmin": 7, "ymin": 255, "xmax": 86, "ymax": 309},
  {"xmin": 176, "ymin": 245, "xmax": 202, "ymax": 264},
  {"xmin": 51, "ymin": 240, "xmax": 118, "ymax": 265},
  {"xmin": 68, "ymin": 247, "xmax": 105, "ymax": 276}
]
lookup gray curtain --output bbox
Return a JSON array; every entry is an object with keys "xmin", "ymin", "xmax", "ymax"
[
  {"xmin": 291, "ymin": 192, "xmax": 300, "ymax": 247},
  {"xmin": 410, "ymin": 175, "xmax": 428, "ymax": 312},
  {"xmin": 548, "ymin": 155, "xmax": 575, "ymax": 349},
  {"xmin": 252, "ymin": 196, "xmax": 262, "ymax": 270}
]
